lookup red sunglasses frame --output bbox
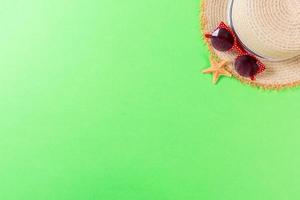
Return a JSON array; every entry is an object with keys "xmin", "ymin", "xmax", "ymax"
[{"xmin": 205, "ymin": 22, "xmax": 265, "ymax": 80}]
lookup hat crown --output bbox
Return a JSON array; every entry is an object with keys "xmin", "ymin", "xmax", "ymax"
[{"xmin": 231, "ymin": 0, "xmax": 300, "ymax": 60}]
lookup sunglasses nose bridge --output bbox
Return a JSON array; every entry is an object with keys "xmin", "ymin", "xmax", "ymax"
[{"xmin": 234, "ymin": 44, "xmax": 247, "ymax": 55}]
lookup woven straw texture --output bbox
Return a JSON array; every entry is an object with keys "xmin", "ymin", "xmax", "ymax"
[{"xmin": 201, "ymin": 0, "xmax": 300, "ymax": 89}]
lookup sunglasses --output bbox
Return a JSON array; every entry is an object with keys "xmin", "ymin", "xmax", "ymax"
[{"xmin": 205, "ymin": 22, "xmax": 265, "ymax": 80}]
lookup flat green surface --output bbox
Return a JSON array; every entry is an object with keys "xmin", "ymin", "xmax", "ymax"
[{"xmin": 2, "ymin": 0, "xmax": 300, "ymax": 199}]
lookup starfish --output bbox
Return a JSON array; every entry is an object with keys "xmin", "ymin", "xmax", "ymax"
[{"xmin": 202, "ymin": 58, "xmax": 232, "ymax": 84}]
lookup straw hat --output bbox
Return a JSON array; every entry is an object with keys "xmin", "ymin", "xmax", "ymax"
[{"xmin": 201, "ymin": 0, "xmax": 300, "ymax": 89}]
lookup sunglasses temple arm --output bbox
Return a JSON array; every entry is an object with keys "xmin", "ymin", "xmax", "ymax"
[{"xmin": 205, "ymin": 33, "xmax": 212, "ymax": 38}]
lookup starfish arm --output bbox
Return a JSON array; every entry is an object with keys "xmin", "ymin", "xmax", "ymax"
[
  {"xmin": 213, "ymin": 72, "xmax": 220, "ymax": 84},
  {"xmin": 219, "ymin": 69, "xmax": 232, "ymax": 77},
  {"xmin": 202, "ymin": 67, "xmax": 216, "ymax": 74},
  {"xmin": 217, "ymin": 60, "xmax": 227, "ymax": 68}
]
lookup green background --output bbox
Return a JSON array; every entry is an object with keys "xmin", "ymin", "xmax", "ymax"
[{"xmin": 2, "ymin": 0, "xmax": 300, "ymax": 199}]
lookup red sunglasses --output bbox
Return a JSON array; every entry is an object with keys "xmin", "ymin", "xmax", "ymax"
[{"xmin": 205, "ymin": 22, "xmax": 265, "ymax": 80}]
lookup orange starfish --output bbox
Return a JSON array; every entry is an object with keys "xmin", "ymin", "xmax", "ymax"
[{"xmin": 202, "ymin": 58, "xmax": 232, "ymax": 84}]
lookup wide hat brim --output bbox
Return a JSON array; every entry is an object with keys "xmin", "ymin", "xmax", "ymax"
[{"xmin": 201, "ymin": 0, "xmax": 300, "ymax": 89}]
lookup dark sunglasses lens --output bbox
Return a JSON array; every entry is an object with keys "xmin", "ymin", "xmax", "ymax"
[
  {"xmin": 211, "ymin": 28, "xmax": 234, "ymax": 52},
  {"xmin": 235, "ymin": 55, "xmax": 259, "ymax": 77}
]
